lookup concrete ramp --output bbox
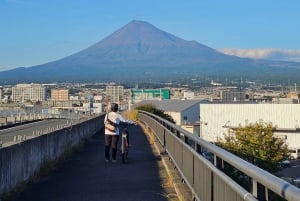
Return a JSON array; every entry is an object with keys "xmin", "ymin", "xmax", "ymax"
[{"xmin": 4, "ymin": 126, "xmax": 178, "ymax": 201}]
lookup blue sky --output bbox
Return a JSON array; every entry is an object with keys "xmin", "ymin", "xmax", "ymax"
[{"xmin": 1, "ymin": 0, "xmax": 300, "ymax": 71}]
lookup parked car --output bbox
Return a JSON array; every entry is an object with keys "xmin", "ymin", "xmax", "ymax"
[{"xmin": 279, "ymin": 160, "xmax": 291, "ymax": 168}]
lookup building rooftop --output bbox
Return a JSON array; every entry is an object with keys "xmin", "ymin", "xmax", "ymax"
[{"xmin": 134, "ymin": 99, "xmax": 203, "ymax": 112}]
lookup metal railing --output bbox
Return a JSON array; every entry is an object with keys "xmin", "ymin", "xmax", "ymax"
[{"xmin": 138, "ymin": 111, "xmax": 300, "ymax": 201}]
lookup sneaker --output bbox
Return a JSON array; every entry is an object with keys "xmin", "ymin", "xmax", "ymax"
[
  {"xmin": 105, "ymin": 159, "xmax": 109, "ymax": 163},
  {"xmin": 112, "ymin": 159, "xmax": 117, "ymax": 163}
]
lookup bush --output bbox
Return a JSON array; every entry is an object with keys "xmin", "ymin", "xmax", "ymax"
[{"xmin": 135, "ymin": 104, "xmax": 175, "ymax": 124}]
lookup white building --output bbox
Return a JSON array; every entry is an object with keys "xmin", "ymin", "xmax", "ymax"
[
  {"xmin": 80, "ymin": 102, "xmax": 103, "ymax": 114},
  {"xmin": 183, "ymin": 91, "xmax": 194, "ymax": 100},
  {"xmin": 92, "ymin": 103, "xmax": 103, "ymax": 114},
  {"xmin": 12, "ymin": 84, "xmax": 45, "ymax": 103},
  {"xmin": 94, "ymin": 95, "xmax": 102, "ymax": 102},
  {"xmin": 0, "ymin": 87, "xmax": 2, "ymax": 103},
  {"xmin": 106, "ymin": 85, "xmax": 124, "ymax": 103},
  {"xmin": 200, "ymin": 103, "xmax": 300, "ymax": 148},
  {"xmin": 70, "ymin": 96, "xmax": 79, "ymax": 100}
]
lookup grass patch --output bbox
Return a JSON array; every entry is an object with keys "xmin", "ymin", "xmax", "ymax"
[
  {"xmin": 123, "ymin": 110, "xmax": 138, "ymax": 121},
  {"xmin": 139, "ymin": 122, "xmax": 155, "ymax": 145}
]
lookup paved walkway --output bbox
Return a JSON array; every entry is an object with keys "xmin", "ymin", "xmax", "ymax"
[{"xmin": 4, "ymin": 126, "xmax": 179, "ymax": 201}]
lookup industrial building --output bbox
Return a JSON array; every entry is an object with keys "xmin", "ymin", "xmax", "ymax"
[
  {"xmin": 134, "ymin": 99, "xmax": 202, "ymax": 126},
  {"xmin": 131, "ymin": 89, "xmax": 170, "ymax": 103},
  {"xmin": 200, "ymin": 103, "xmax": 300, "ymax": 148},
  {"xmin": 220, "ymin": 89, "xmax": 246, "ymax": 102}
]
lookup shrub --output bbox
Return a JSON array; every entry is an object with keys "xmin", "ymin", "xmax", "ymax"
[{"xmin": 135, "ymin": 104, "xmax": 175, "ymax": 124}]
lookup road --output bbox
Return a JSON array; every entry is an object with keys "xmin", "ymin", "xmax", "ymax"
[
  {"xmin": 279, "ymin": 159, "xmax": 300, "ymax": 179},
  {"xmin": 0, "ymin": 119, "xmax": 71, "ymax": 146}
]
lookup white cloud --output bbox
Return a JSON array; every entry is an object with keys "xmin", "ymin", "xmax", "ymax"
[
  {"xmin": 0, "ymin": 67, "xmax": 13, "ymax": 72},
  {"xmin": 218, "ymin": 48, "xmax": 300, "ymax": 62}
]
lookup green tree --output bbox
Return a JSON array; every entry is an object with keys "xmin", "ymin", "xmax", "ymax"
[
  {"xmin": 135, "ymin": 104, "xmax": 175, "ymax": 124},
  {"xmin": 217, "ymin": 121, "xmax": 289, "ymax": 173}
]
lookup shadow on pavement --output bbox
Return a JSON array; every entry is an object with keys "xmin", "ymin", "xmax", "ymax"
[{"xmin": 3, "ymin": 126, "xmax": 177, "ymax": 201}]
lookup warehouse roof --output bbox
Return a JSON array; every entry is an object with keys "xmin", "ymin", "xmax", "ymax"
[{"xmin": 133, "ymin": 99, "xmax": 203, "ymax": 112}]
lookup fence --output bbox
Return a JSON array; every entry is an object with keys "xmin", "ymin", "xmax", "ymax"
[{"xmin": 138, "ymin": 111, "xmax": 300, "ymax": 201}]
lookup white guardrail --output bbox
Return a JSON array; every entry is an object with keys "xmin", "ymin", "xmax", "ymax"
[{"xmin": 138, "ymin": 111, "xmax": 300, "ymax": 201}]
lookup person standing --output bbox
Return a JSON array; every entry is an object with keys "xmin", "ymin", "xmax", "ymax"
[{"xmin": 104, "ymin": 103, "xmax": 136, "ymax": 163}]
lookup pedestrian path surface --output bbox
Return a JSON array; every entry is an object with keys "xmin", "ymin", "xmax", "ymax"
[{"xmin": 5, "ymin": 126, "xmax": 177, "ymax": 201}]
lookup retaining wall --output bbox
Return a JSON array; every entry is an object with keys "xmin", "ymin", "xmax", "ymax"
[{"xmin": 0, "ymin": 114, "xmax": 105, "ymax": 196}]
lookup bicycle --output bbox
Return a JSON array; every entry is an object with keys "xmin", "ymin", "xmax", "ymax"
[{"xmin": 120, "ymin": 128, "xmax": 129, "ymax": 164}]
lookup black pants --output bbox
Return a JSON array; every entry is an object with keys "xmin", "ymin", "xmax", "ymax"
[{"xmin": 105, "ymin": 134, "xmax": 119, "ymax": 160}]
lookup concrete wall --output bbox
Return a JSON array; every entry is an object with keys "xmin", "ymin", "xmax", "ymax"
[
  {"xmin": 0, "ymin": 115, "xmax": 47, "ymax": 126},
  {"xmin": 0, "ymin": 114, "xmax": 105, "ymax": 196}
]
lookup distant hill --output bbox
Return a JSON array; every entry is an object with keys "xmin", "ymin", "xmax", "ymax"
[{"xmin": 1, "ymin": 20, "xmax": 300, "ymax": 84}]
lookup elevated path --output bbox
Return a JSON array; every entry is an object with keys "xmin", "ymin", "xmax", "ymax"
[{"xmin": 4, "ymin": 125, "xmax": 187, "ymax": 201}]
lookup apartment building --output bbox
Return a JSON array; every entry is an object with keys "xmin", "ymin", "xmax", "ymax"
[
  {"xmin": 105, "ymin": 85, "xmax": 124, "ymax": 103},
  {"xmin": 51, "ymin": 89, "xmax": 69, "ymax": 101},
  {"xmin": 12, "ymin": 84, "xmax": 45, "ymax": 103}
]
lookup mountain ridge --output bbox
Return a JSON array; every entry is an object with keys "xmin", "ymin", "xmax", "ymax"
[{"xmin": 0, "ymin": 20, "xmax": 300, "ymax": 84}]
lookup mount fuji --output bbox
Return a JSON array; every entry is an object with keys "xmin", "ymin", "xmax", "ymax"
[{"xmin": 1, "ymin": 20, "xmax": 300, "ymax": 83}]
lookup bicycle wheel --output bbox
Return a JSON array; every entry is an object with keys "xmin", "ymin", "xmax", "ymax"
[
  {"xmin": 121, "ymin": 135, "xmax": 128, "ymax": 164},
  {"xmin": 122, "ymin": 152, "xmax": 126, "ymax": 163}
]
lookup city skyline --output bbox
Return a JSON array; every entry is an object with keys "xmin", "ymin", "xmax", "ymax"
[{"xmin": 1, "ymin": 0, "xmax": 300, "ymax": 71}]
